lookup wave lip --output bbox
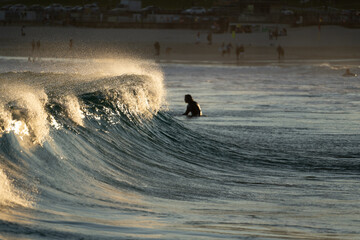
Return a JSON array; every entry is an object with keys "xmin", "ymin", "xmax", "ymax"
[
  {"xmin": 0, "ymin": 85, "xmax": 49, "ymax": 145},
  {"xmin": 0, "ymin": 58, "xmax": 165, "ymax": 146}
]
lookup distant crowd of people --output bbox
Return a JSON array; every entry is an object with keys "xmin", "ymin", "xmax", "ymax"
[
  {"xmin": 28, "ymin": 36, "xmax": 74, "ymax": 62},
  {"xmin": 269, "ymin": 27, "xmax": 287, "ymax": 40},
  {"xmin": 153, "ymin": 27, "xmax": 289, "ymax": 62}
]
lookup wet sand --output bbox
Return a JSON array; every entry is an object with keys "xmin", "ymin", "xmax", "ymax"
[{"xmin": 0, "ymin": 25, "xmax": 360, "ymax": 64}]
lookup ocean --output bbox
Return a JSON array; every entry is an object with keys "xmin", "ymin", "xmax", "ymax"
[{"xmin": 0, "ymin": 56, "xmax": 359, "ymax": 239}]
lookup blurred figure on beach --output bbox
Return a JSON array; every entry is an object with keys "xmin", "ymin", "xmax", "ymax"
[
  {"xmin": 36, "ymin": 40, "xmax": 41, "ymax": 51},
  {"xmin": 21, "ymin": 25, "xmax": 25, "ymax": 36},
  {"xmin": 31, "ymin": 40, "xmax": 35, "ymax": 53},
  {"xmin": 318, "ymin": 17, "xmax": 322, "ymax": 32},
  {"xmin": 165, "ymin": 47, "xmax": 172, "ymax": 55},
  {"xmin": 196, "ymin": 32, "xmax": 200, "ymax": 44},
  {"xmin": 226, "ymin": 43, "xmax": 232, "ymax": 56},
  {"xmin": 236, "ymin": 43, "xmax": 244, "ymax": 61},
  {"xmin": 277, "ymin": 45, "xmax": 284, "ymax": 60},
  {"xmin": 154, "ymin": 41, "xmax": 160, "ymax": 56},
  {"xmin": 220, "ymin": 42, "xmax": 226, "ymax": 57},
  {"xmin": 69, "ymin": 39, "xmax": 73, "ymax": 50},
  {"xmin": 269, "ymin": 30, "xmax": 273, "ymax": 40},
  {"xmin": 29, "ymin": 40, "xmax": 36, "ymax": 62},
  {"xmin": 207, "ymin": 32, "xmax": 212, "ymax": 45}
]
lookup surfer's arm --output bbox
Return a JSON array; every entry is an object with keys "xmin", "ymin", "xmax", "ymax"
[{"xmin": 183, "ymin": 105, "xmax": 190, "ymax": 115}]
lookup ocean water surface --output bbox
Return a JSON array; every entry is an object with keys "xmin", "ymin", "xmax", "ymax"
[{"xmin": 0, "ymin": 57, "xmax": 359, "ymax": 239}]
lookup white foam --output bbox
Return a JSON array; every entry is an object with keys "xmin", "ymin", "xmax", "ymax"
[
  {"xmin": 61, "ymin": 95, "xmax": 85, "ymax": 126},
  {"xmin": 0, "ymin": 85, "xmax": 49, "ymax": 145},
  {"xmin": 0, "ymin": 169, "xmax": 33, "ymax": 208},
  {"xmin": 0, "ymin": 56, "xmax": 166, "ymax": 144}
]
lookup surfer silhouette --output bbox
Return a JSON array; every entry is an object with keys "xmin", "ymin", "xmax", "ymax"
[{"xmin": 183, "ymin": 94, "xmax": 202, "ymax": 117}]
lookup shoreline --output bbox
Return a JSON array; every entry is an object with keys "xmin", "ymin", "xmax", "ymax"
[
  {"xmin": 1, "ymin": 55, "xmax": 360, "ymax": 68},
  {"xmin": 0, "ymin": 25, "xmax": 360, "ymax": 67}
]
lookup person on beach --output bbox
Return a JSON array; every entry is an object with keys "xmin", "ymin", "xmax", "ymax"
[
  {"xmin": 236, "ymin": 43, "xmax": 244, "ymax": 60},
  {"xmin": 154, "ymin": 41, "xmax": 160, "ymax": 56},
  {"xmin": 274, "ymin": 28, "xmax": 279, "ymax": 40},
  {"xmin": 207, "ymin": 32, "xmax": 212, "ymax": 45},
  {"xmin": 220, "ymin": 42, "xmax": 226, "ymax": 56},
  {"xmin": 31, "ymin": 40, "xmax": 35, "ymax": 52},
  {"xmin": 196, "ymin": 32, "xmax": 200, "ymax": 44},
  {"xmin": 277, "ymin": 45, "xmax": 284, "ymax": 60},
  {"xmin": 29, "ymin": 40, "xmax": 35, "ymax": 62},
  {"xmin": 183, "ymin": 94, "xmax": 202, "ymax": 117},
  {"xmin": 226, "ymin": 43, "xmax": 232, "ymax": 56},
  {"xmin": 21, "ymin": 25, "xmax": 25, "ymax": 36},
  {"xmin": 69, "ymin": 39, "xmax": 73, "ymax": 50}
]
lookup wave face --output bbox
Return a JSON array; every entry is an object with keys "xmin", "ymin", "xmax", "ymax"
[{"xmin": 1, "ymin": 58, "xmax": 360, "ymax": 239}]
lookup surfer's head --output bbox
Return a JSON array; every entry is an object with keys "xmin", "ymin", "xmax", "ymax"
[{"xmin": 184, "ymin": 94, "xmax": 193, "ymax": 103}]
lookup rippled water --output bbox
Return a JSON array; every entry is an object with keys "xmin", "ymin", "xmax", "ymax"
[{"xmin": 0, "ymin": 57, "xmax": 359, "ymax": 239}]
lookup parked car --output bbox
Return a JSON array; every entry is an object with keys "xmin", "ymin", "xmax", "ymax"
[
  {"xmin": 140, "ymin": 6, "xmax": 162, "ymax": 14},
  {"xmin": 71, "ymin": 6, "xmax": 84, "ymax": 12},
  {"xmin": 109, "ymin": 8, "xmax": 127, "ymax": 15},
  {"xmin": 84, "ymin": 3, "xmax": 99, "ymax": 13},
  {"xmin": 207, "ymin": 7, "xmax": 227, "ymax": 15},
  {"xmin": 9, "ymin": 4, "xmax": 27, "ymax": 12},
  {"xmin": 45, "ymin": 3, "xmax": 64, "ymax": 12},
  {"xmin": 1, "ymin": 4, "xmax": 13, "ymax": 11},
  {"xmin": 29, "ymin": 4, "xmax": 44, "ymax": 11},
  {"xmin": 63, "ymin": 6, "xmax": 73, "ymax": 12},
  {"xmin": 182, "ymin": 7, "xmax": 206, "ymax": 15},
  {"xmin": 281, "ymin": 9, "xmax": 294, "ymax": 15}
]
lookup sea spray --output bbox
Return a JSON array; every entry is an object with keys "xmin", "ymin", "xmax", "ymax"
[
  {"xmin": 0, "ymin": 57, "xmax": 359, "ymax": 239},
  {"xmin": 0, "ymin": 84, "xmax": 49, "ymax": 145},
  {"xmin": 61, "ymin": 95, "xmax": 85, "ymax": 126},
  {"xmin": 0, "ymin": 169, "xmax": 33, "ymax": 208},
  {"xmin": 0, "ymin": 57, "xmax": 165, "ymax": 144}
]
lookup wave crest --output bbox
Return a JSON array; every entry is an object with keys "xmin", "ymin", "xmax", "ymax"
[
  {"xmin": 0, "ymin": 58, "xmax": 165, "ymax": 145},
  {"xmin": 0, "ymin": 85, "xmax": 49, "ymax": 145}
]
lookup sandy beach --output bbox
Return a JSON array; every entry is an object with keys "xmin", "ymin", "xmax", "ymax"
[{"xmin": 0, "ymin": 25, "xmax": 360, "ymax": 64}]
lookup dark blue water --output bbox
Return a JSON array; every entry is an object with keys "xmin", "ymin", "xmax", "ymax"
[{"xmin": 0, "ymin": 57, "xmax": 359, "ymax": 239}]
